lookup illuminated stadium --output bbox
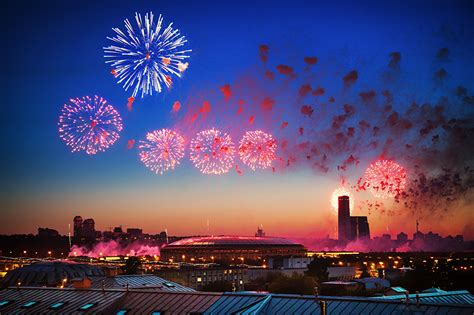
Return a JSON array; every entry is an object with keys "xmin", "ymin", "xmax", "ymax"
[{"xmin": 160, "ymin": 236, "xmax": 306, "ymax": 262}]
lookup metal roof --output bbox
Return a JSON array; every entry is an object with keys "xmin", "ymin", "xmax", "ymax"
[
  {"xmin": 0, "ymin": 261, "xmax": 104, "ymax": 288},
  {"xmin": 0, "ymin": 287, "xmax": 473, "ymax": 314},
  {"xmin": 0, "ymin": 287, "xmax": 124, "ymax": 314},
  {"xmin": 371, "ymin": 290, "xmax": 474, "ymax": 305},
  {"xmin": 108, "ymin": 290, "xmax": 222, "ymax": 314},
  {"xmin": 210, "ymin": 293, "xmax": 474, "ymax": 315},
  {"xmin": 69, "ymin": 275, "xmax": 195, "ymax": 292}
]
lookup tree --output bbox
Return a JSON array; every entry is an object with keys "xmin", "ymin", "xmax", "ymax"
[
  {"xmin": 306, "ymin": 258, "xmax": 330, "ymax": 284},
  {"xmin": 122, "ymin": 256, "xmax": 142, "ymax": 275},
  {"xmin": 360, "ymin": 264, "xmax": 371, "ymax": 278}
]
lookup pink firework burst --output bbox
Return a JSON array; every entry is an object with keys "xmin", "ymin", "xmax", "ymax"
[
  {"xmin": 58, "ymin": 95, "xmax": 123, "ymax": 155},
  {"xmin": 190, "ymin": 128, "xmax": 235, "ymax": 174},
  {"xmin": 331, "ymin": 187, "xmax": 355, "ymax": 212},
  {"xmin": 138, "ymin": 129, "xmax": 186, "ymax": 174},
  {"xmin": 239, "ymin": 130, "xmax": 277, "ymax": 170},
  {"xmin": 364, "ymin": 159, "xmax": 407, "ymax": 198}
]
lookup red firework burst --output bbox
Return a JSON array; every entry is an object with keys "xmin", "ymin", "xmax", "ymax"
[
  {"xmin": 138, "ymin": 129, "xmax": 185, "ymax": 174},
  {"xmin": 190, "ymin": 128, "xmax": 235, "ymax": 174},
  {"xmin": 239, "ymin": 130, "xmax": 277, "ymax": 170},
  {"xmin": 364, "ymin": 159, "xmax": 407, "ymax": 198}
]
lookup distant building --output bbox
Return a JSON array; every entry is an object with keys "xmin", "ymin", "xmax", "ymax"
[
  {"xmin": 157, "ymin": 266, "xmax": 247, "ymax": 290},
  {"xmin": 37, "ymin": 228, "xmax": 59, "ymax": 238},
  {"xmin": 338, "ymin": 196, "xmax": 370, "ymax": 242},
  {"xmin": 73, "ymin": 216, "xmax": 83, "ymax": 238},
  {"xmin": 268, "ymin": 257, "xmax": 313, "ymax": 269},
  {"xmin": 127, "ymin": 228, "xmax": 143, "ymax": 238},
  {"xmin": 82, "ymin": 219, "xmax": 96, "ymax": 240},
  {"xmin": 255, "ymin": 225, "xmax": 266, "ymax": 237},
  {"xmin": 160, "ymin": 236, "xmax": 306, "ymax": 263},
  {"xmin": 338, "ymin": 196, "xmax": 351, "ymax": 241},
  {"xmin": 113, "ymin": 226, "xmax": 123, "ymax": 234},
  {"xmin": 350, "ymin": 216, "xmax": 371, "ymax": 240},
  {"xmin": 397, "ymin": 232, "xmax": 408, "ymax": 243}
]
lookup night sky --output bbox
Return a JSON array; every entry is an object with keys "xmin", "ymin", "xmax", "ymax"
[{"xmin": 2, "ymin": 0, "xmax": 473, "ymax": 239}]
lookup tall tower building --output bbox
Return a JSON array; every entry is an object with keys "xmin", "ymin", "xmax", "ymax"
[
  {"xmin": 73, "ymin": 216, "xmax": 83, "ymax": 238},
  {"xmin": 82, "ymin": 219, "xmax": 96, "ymax": 240},
  {"xmin": 338, "ymin": 196, "xmax": 351, "ymax": 241}
]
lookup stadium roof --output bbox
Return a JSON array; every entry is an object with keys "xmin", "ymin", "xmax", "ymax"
[
  {"xmin": 0, "ymin": 287, "xmax": 473, "ymax": 314},
  {"xmin": 165, "ymin": 236, "xmax": 302, "ymax": 247}
]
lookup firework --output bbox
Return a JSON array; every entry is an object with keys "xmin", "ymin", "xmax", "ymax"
[
  {"xmin": 364, "ymin": 159, "xmax": 407, "ymax": 198},
  {"xmin": 138, "ymin": 129, "xmax": 185, "ymax": 174},
  {"xmin": 104, "ymin": 12, "xmax": 191, "ymax": 98},
  {"xmin": 239, "ymin": 130, "xmax": 277, "ymax": 170},
  {"xmin": 58, "ymin": 96, "xmax": 123, "ymax": 155},
  {"xmin": 331, "ymin": 187, "xmax": 355, "ymax": 212},
  {"xmin": 190, "ymin": 129, "xmax": 235, "ymax": 174}
]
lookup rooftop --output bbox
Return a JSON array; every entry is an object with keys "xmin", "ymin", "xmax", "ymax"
[
  {"xmin": 0, "ymin": 260, "xmax": 103, "ymax": 288},
  {"xmin": 372, "ymin": 289, "xmax": 474, "ymax": 305},
  {"xmin": 165, "ymin": 236, "xmax": 302, "ymax": 247},
  {"xmin": 0, "ymin": 287, "xmax": 472, "ymax": 314},
  {"xmin": 68, "ymin": 274, "xmax": 195, "ymax": 292}
]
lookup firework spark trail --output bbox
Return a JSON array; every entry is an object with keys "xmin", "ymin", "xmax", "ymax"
[
  {"xmin": 104, "ymin": 12, "xmax": 191, "ymax": 98},
  {"xmin": 190, "ymin": 128, "xmax": 236, "ymax": 174},
  {"xmin": 58, "ymin": 96, "xmax": 123, "ymax": 155},
  {"xmin": 138, "ymin": 129, "xmax": 185, "ymax": 174},
  {"xmin": 239, "ymin": 130, "xmax": 277, "ymax": 170},
  {"xmin": 363, "ymin": 159, "xmax": 407, "ymax": 198}
]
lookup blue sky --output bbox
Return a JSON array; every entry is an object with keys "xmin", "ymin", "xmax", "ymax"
[{"xmin": 2, "ymin": 0, "xmax": 473, "ymax": 236}]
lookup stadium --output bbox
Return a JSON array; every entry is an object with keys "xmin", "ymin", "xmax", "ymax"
[{"xmin": 160, "ymin": 236, "xmax": 306, "ymax": 263}]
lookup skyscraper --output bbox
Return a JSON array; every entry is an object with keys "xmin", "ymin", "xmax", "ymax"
[
  {"xmin": 82, "ymin": 219, "xmax": 96, "ymax": 240},
  {"xmin": 350, "ymin": 216, "xmax": 370, "ymax": 240},
  {"xmin": 73, "ymin": 216, "xmax": 83, "ymax": 238},
  {"xmin": 338, "ymin": 195, "xmax": 370, "ymax": 242},
  {"xmin": 338, "ymin": 196, "xmax": 351, "ymax": 241}
]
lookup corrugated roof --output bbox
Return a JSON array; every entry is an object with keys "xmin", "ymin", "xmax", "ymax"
[
  {"xmin": 205, "ymin": 293, "xmax": 474, "ymax": 315},
  {"xmin": 372, "ymin": 290, "xmax": 474, "ymax": 305},
  {"xmin": 1, "ymin": 287, "xmax": 473, "ymax": 314},
  {"xmin": 0, "ymin": 287, "xmax": 124, "ymax": 314},
  {"xmin": 70, "ymin": 275, "xmax": 195, "ymax": 292},
  {"xmin": 108, "ymin": 290, "xmax": 222, "ymax": 314}
]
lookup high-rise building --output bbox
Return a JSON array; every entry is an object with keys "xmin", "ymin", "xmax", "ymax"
[
  {"xmin": 338, "ymin": 196, "xmax": 351, "ymax": 241},
  {"xmin": 73, "ymin": 216, "xmax": 83, "ymax": 238},
  {"xmin": 349, "ymin": 216, "xmax": 370, "ymax": 240},
  {"xmin": 82, "ymin": 219, "xmax": 96, "ymax": 239},
  {"xmin": 338, "ymin": 195, "xmax": 370, "ymax": 242}
]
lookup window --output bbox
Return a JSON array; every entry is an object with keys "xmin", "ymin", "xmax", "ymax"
[
  {"xmin": 196, "ymin": 277, "xmax": 202, "ymax": 283},
  {"xmin": 116, "ymin": 310, "xmax": 128, "ymax": 315},
  {"xmin": 0, "ymin": 300, "xmax": 12, "ymax": 307},
  {"xmin": 163, "ymin": 282, "xmax": 175, "ymax": 288},
  {"xmin": 79, "ymin": 303, "xmax": 96, "ymax": 310},
  {"xmin": 22, "ymin": 301, "xmax": 38, "ymax": 308},
  {"xmin": 50, "ymin": 302, "xmax": 66, "ymax": 310}
]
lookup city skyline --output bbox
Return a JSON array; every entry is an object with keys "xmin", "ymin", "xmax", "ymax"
[{"xmin": 2, "ymin": 0, "xmax": 473, "ymax": 240}]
